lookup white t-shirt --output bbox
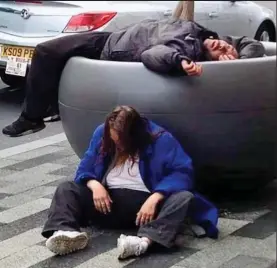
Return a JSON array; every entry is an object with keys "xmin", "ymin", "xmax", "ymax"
[{"xmin": 106, "ymin": 157, "xmax": 150, "ymax": 193}]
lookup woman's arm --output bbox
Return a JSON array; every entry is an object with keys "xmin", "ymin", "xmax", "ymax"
[
  {"xmin": 153, "ymin": 132, "xmax": 194, "ymax": 196},
  {"xmin": 74, "ymin": 124, "xmax": 104, "ymax": 184}
]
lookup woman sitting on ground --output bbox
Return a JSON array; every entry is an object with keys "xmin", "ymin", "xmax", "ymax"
[{"xmin": 42, "ymin": 105, "xmax": 219, "ymax": 259}]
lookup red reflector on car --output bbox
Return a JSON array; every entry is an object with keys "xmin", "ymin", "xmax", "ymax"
[{"xmin": 63, "ymin": 12, "xmax": 117, "ymax": 33}]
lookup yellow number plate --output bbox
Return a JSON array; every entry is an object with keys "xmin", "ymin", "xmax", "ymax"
[{"xmin": 1, "ymin": 45, "xmax": 34, "ymax": 60}]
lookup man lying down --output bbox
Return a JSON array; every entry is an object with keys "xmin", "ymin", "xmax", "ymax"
[{"xmin": 3, "ymin": 18, "xmax": 265, "ymax": 137}]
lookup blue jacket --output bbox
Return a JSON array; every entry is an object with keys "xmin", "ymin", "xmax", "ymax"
[{"xmin": 74, "ymin": 120, "xmax": 219, "ymax": 238}]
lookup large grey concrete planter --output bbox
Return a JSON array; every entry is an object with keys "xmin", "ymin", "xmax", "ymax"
[{"xmin": 59, "ymin": 42, "xmax": 276, "ymax": 190}]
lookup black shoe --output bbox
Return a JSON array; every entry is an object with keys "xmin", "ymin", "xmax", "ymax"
[
  {"xmin": 43, "ymin": 106, "xmax": 61, "ymax": 123},
  {"xmin": 2, "ymin": 116, "xmax": 45, "ymax": 137},
  {"xmin": 43, "ymin": 114, "xmax": 61, "ymax": 123}
]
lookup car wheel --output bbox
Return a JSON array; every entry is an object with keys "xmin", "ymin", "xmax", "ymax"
[
  {"xmin": 0, "ymin": 70, "xmax": 26, "ymax": 89},
  {"xmin": 255, "ymin": 22, "xmax": 275, "ymax": 42}
]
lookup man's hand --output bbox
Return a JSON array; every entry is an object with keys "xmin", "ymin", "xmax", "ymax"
[
  {"xmin": 87, "ymin": 180, "xmax": 112, "ymax": 214},
  {"xmin": 136, "ymin": 192, "xmax": 165, "ymax": 226},
  {"xmin": 219, "ymin": 54, "xmax": 237, "ymax": 61},
  {"xmin": 181, "ymin": 60, "xmax": 203, "ymax": 76}
]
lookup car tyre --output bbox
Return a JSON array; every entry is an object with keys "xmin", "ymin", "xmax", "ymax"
[
  {"xmin": 0, "ymin": 70, "xmax": 26, "ymax": 89},
  {"xmin": 255, "ymin": 22, "xmax": 275, "ymax": 42}
]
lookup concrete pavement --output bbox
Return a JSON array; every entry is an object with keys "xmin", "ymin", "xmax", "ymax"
[
  {"xmin": 0, "ymin": 86, "xmax": 64, "ymax": 151},
  {"xmin": 0, "ymin": 137, "xmax": 275, "ymax": 268}
]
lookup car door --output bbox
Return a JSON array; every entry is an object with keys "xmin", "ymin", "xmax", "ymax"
[
  {"xmin": 106, "ymin": 1, "xmax": 166, "ymax": 31},
  {"xmin": 149, "ymin": 1, "xmax": 208, "ymax": 26},
  {"xmin": 205, "ymin": 1, "xmax": 252, "ymax": 37}
]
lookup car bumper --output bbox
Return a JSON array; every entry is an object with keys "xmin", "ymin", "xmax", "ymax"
[
  {"xmin": 0, "ymin": 30, "xmax": 74, "ymax": 47},
  {"xmin": 0, "ymin": 60, "xmax": 6, "ymax": 69},
  {"xmin": 0, "ymin": 27, "xmax": 106, "ymax": 72},
  {"xmin": 0, "ymin": 32, "xmax": 73, "ymax": 72}
]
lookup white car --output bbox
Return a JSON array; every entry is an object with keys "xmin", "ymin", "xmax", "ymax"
[{"xmin": 0, "ymin": 1, "xmax": 275, "ymax": 88}]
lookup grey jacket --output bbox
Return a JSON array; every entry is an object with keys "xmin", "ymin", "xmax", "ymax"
[{"xmin": 100, "ymin": 18, "xmax": 265, "ymax": 74}]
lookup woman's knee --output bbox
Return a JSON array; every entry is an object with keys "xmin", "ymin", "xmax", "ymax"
[
  {"xmin": 170, "ymin": 191, "xmax": 194, "ymax": 203},
  {"xmin": 55, "ymin": 181, "xmax": 78, "ymax": 193}
]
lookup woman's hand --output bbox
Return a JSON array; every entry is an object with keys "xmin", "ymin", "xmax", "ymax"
[
  {"xmin": 136, "ymin": 193, "xmax": 165, "ymax": 226},
  {"xmin": 181, "ymin": 60, "xmax": 203, "ymax": 76},
  {"xmin": 87, "ymin": 180, "xmax": 112, "ymax": 214}
]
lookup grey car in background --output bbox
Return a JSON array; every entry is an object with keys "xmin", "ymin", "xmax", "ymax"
[{"xmin": 0, "ymin": 1, "xmax": 275, "ymax": 88}]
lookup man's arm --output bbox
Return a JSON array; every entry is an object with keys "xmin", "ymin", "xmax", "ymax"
[
  {"xmin": 140, "ymin": 44, "xmax": 190, "ymax": 74},
  {"xmin": 140, "ymin": 34, "xmax": 205, "ymax": 75},
  {"xmin": 224, "ymin": 36, "xmax": 266, "ymax": 59},
  {"xmin": 238, "ymin": 36, "xmax": 265, "ymax": 59}
]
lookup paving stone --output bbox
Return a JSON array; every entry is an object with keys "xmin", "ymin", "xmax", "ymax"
[
  {"xmin": 224, "ymin": 209, "xmax": 272, "ymax": 222},
  {"xmin": 6, "ymin": 146, "xmax": 65, "ymax": 161},
  {"xmin": 53, "ymin": 140, "xmax": 71, "ymax": 147},
  {"xmin": 29, "ymin": 234, "xmax": 117, "ymax": 268},
  {"xmin": 243, "ymin": 233, "xmax": 276, "ymax": 259},
  {"xmin": 0, "ymin": 186, "xmax": 56, "ymax": 208},
  {"xmin": 0, "ymin": 159, "xmax": 20, "ymax": 169},
  {"xmin": 0, "ymin": 198, "xmax": 51, "ymax": 224},
  {"xmin": 3, "ymin": 151, "xmax": 74, "ymax": 171},
  {"xmin": 218, "ymin": 255, "xmax": 275, "ymax": 268},
  {"xmin": 0, "ymin": 180, "xmax": 12, "ymax": 188},
  {"xmin": 268, "ymin": 263, "xmax": 277, "ymax": 268},
  {"xmin": 48, "ymin": 165, "xmax": 78, "ymax": 177},
  {"xmin": 0, "ymin": 168, "xmax": 17, "ymax": 178},
  {"xmin": 124, "ymin": 247, "xmax": 198, "ymax": 268},
  {"xmin": 179, "ymin": 217, "xmax": 250, "ymax": 250},
  {"xmin": 0, "ymin": 210, "xmax": 48, "ymax": 242},
  {"xmin": 174, "ymin": 234, "xmax": 276, "ymax": 268},
  {"xmin": 0, "ymin": 164, "xmax": 65, "ymax": 194},
  {"xmin": 53, "ymin": 154, "xmax": 80, "ymax": 166},
  {"xmin": 0, "ymin": 137, "xmax": 276, "ymax": 268},
  {"xmin": 0, "ymin": 192, "xmax": 12, "ymax": 200},
  {"xmin": 74, "ymin": 248, "xmax": 135, "ymax": 268},
  {"xmin": 0, "ymin": 245, "xmax": 54, "ymax": 268},
  {"xmin": 49, "ymin": 144, "xmax": 75, "ymax": 156},
  {"xmin": 0, "ymin": 227, "xmax": 45, "ymax": 259},
  {"xmin": 0, "ymin": 163, "xmax": 65, "ymax": 183},
  {"xmin": 43, "ymin": 193, "xmax": 55, "ymax": 199},
  {"xmin": 231, "ymin": 211, "xmax": 276, "ymax": 239},
  {"xmin": 0, "ymin": 174, "xmax": 64, "ymax": 194},
  {"xmin": 44, "ymin": 176, "xmax": 72, "ymax": 187}
]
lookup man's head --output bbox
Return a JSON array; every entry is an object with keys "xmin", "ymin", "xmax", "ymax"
[{"xmin": 203, "ymin": 38, "xmax": 239, "ymax": 61}]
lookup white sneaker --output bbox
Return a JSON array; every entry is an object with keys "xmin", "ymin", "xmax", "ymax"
[
  {"xmin": 117, "ymin": 234, "xmax": 149, "ymax": 260},
  {"xmin": 45, "ymin": 230, "xmax": 89, "ymax": 255}
]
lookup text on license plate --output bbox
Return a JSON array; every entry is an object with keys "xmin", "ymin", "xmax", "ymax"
[{"xmin": 1, "ymin": 45, "xmax": 34, "ymax": 60}]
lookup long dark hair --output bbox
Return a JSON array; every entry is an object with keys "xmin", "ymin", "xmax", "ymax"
[{"xmin": 100, "ymin": 106, "xmax": 161, "ymax": 166}]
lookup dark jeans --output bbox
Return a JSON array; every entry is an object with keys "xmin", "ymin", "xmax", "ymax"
[
  {"xmin": 42, "ymin": 181, "xmax": 194, "ymax": 248},
  {"xmin": 22, "ymin": 31, "xmax": 111, "ymax": 121}
]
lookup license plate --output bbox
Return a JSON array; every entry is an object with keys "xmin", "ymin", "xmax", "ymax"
[
  {"xmin": 0, "ymin": 45, "xmax": 34, "ymax": 62},
  {"xmin": 0, "ymin": 45, "xmax": 34, "ymax": 77},
  {"xmin": 5, "ymin": 56, "xmax": 28, "ymax": 77}
]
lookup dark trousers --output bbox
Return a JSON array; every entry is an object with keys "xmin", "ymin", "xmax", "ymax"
[
  {"xmin": 42, "ymin": 181, "xmax": 194, "ymax": 248},
  {"xmin": 22, "ymin": 31, "xmax": 111, "ymax": 121}
]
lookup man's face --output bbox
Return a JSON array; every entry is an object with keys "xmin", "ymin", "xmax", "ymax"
[{"xmin": 203, "ymin": 39, "xmax": 239, "ymax": 61}]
